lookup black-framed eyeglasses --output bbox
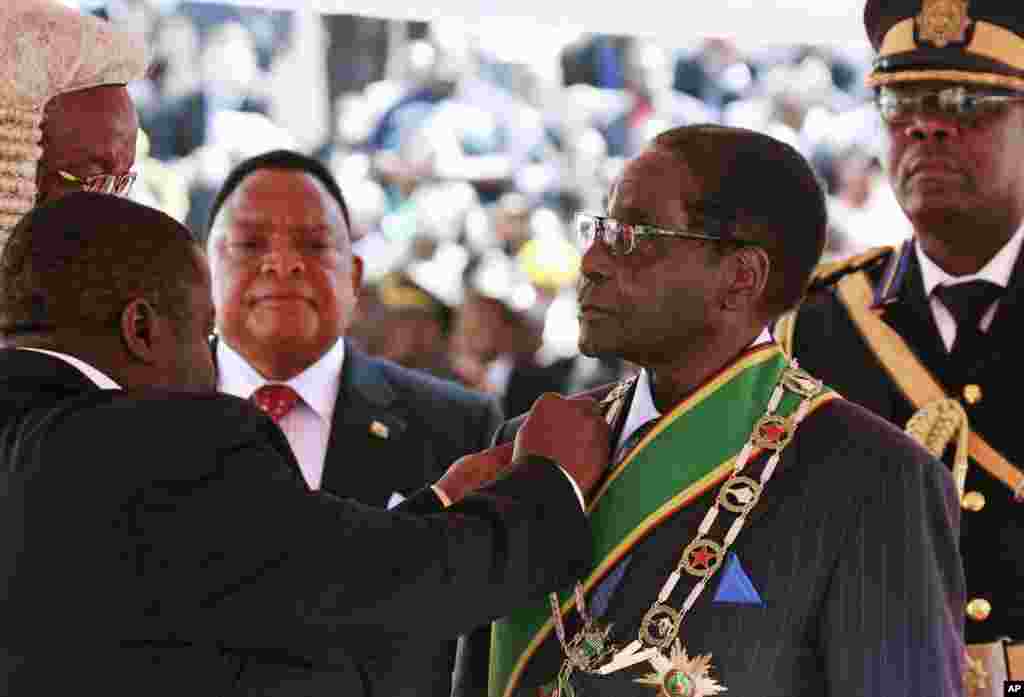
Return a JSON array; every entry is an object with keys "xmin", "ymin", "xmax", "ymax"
[
  {"xmin": 875, "ymin": 85, "xmax": 1024, "ymax": 126},
  {"xmin": 57, "ymin": 169, "xmax": 137, "ymax": 197},
  {"xmin": 575, "ymin": 212, "xmax": 753, "ymax": 257}
]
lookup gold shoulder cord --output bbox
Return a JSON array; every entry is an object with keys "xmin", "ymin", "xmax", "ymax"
[{"xmin": 836, "ymin": 271, "xmax": 1024, "ymax": 502}]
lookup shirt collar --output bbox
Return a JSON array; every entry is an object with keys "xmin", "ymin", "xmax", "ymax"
[
  {"xmin": 18, "ymin": 348, "xmax": 121, "ymax": 389},
  {"xmin": 216, "ymin": 338, "xmax": 346, "ymax": 422},
  {"xmin": 915, "ymin": 224, "xmax": 1024, "ymax": 296},
  {"xmin": 621, "ymin": 326, "xmax": 773, "ymax": 445}
]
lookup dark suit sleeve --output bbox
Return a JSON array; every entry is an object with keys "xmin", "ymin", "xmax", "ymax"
[
  {"xmin": 820, "ymin": 435, "xmax": 965, "ymax": 696},
  {"xmin": 175, "ymin": 422, "xmax": 591, "ymax": 648},
  {"xmin": 453, "ymin": 412, "xmax": 530, "ymax": 697}
]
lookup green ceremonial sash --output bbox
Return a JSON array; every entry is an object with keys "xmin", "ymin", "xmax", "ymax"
[{"xmin": 489, "ymin": 344, "xmax": 832, "ymax": 697}]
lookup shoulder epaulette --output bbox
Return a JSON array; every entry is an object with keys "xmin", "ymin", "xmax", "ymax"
[{"xmin": 807, "ymin": 246, "xmax": 895, "ymax": 293}]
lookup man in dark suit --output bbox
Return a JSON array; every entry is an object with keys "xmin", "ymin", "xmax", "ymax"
[
  {"xmin": 458, "ymin": 125, "xmax": 964, "ymax": 697},
  {"xmin": 0, "ymin": 192, "xmax": 611, "ymax": 695},
  {"xmin": 779, "ymin": 0, "xmax": 1024, "ymax": 688},
  {"xmin": 205, "ymin": 150, "xmax": 505, "ymax": 696}
]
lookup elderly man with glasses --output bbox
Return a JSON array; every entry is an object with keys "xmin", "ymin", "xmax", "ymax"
[
  {"xmin": 776, "ymin": 0, "xmax": 1024, "ymax": 691},
  {"xmin": 0, "ymin": 0, "xmax": 146, "ymax": 244},
  {"xmin": 453, "ymin": 123, "xmax": 964, "ymax": 697}
]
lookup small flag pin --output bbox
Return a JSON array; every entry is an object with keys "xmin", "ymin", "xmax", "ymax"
[{"xmin": 369, "ymin": 420, "xmax": 390, "ymax": 439}]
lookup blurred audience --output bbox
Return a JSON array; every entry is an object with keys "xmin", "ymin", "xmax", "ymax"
[{"xmin": 83, "ymin": 0, "xmax": 909, "ymax": 401}]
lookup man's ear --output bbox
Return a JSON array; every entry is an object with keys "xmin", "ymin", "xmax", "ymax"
[
  {"xmin": 722, "ymin": 246, "xmax": 771, "ymax": 312},
  {"xmin": 119, "ymin": 298, "xmax": 165, "ymax": 364}
]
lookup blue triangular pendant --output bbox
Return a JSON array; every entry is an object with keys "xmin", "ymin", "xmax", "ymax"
[{"xmin": 712, "ymin": 552, "xmax": 764, "ymax": 605}]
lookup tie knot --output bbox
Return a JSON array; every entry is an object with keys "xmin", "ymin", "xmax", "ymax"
[
  {"xmin": 934, "ymin": 280, "xmax": 1003, "ymax": 331},
  {"xmin": 251, "ymin": 384, "xmax": 301, "ymax": 422}
]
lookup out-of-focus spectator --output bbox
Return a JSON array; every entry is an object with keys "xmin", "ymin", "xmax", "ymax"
[
  {"xmin": 599, "ymin": 39, "xmax": 717, "ymax": 157},
  {"xmin": 452, "ymin": 251, "xmax": 574, "ymax": 418},
  {"xmin": 560, "ymin": 33, "xmax": 629, "ymax": 89},
  {"xmin": 130, "ymin": 128, "xmax": 190, "ymax": 224},
  {"xmin": 146, "ymin": 20, "xmax": 269, "ymax": 162},
  {"xmin": 371, "ymin": 243, "xmax": 468, "ymax": 380}
]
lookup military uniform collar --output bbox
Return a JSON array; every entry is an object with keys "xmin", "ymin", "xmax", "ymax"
[{"xmin": 872, "ymin": 238, "xmax": 915, "ymax": 308}]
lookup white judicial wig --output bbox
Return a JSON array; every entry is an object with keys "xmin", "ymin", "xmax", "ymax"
[{"xmin": 0, "ymin": 0, "xmax": 147, "ymax": 240}]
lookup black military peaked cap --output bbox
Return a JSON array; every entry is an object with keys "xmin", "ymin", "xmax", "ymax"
[{"xmin": 865, "ymin": 0, "xmax": 1024, "ymax": 90}]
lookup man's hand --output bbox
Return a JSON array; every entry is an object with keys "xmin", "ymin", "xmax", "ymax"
[
  {"xmin": 515, "ymin": 393, "xmax": 611, "ymax": 496},
  {"xmin": 434, "ymin": 442, "xmax": 515, "ymax": 506}
]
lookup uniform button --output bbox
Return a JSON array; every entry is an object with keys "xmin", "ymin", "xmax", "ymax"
[
  {"xmin": 966, "ymin": 598, "xmax": 992, "ymax": 622},
  {"xmin": 963, "ymin": 384, "xmax": 983, "ymax": 405},
  {"xmin": 961, "ymin": 491, "xmax": 986, "ymax": 512}
]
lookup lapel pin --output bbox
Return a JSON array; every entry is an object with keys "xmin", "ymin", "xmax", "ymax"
[{"xmin": 369, "ymin": 420, "xmax": 390, "ymax": 439}]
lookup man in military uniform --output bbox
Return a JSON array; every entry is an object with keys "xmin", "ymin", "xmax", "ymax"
[{"xmin": 780, "ymin": 0, "xmax": 1024, "ymax": 689}]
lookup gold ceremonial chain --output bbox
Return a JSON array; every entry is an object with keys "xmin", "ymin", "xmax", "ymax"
[{"xmin": 549, "ymin": 360, "xmax": 824, "ymax": 697}]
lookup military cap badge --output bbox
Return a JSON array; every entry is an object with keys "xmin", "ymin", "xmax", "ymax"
[{"xmin": 916, "ymin": 0, "xmax": 972, "ymax": 48}]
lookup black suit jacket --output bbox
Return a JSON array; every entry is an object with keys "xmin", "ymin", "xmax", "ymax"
[
  {"xmin": 791, "ymin": 243, "xmax": 1024, "ymax": 643},
  {"xmin": 0, "ymin": 349, "xmax": 587, "ymax": 696},
  {"xmin": 214, "ymin": 338, "xmax": 504, "ymax": 697},
  {"xmin": 457, "ymin": 381, "xmax": 964, "ymax": 697}
]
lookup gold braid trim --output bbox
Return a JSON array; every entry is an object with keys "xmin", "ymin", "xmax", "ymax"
[
  {"xmin": 905, "ymin": 397, "xmax": 970, "ymax": 499},
  {"xmin": 867, "ymin": 69, "xmax": 1024, "ymax": 91},
  {"xmin": 836, "ymin": 271, "xmax": 1024, "ymax": 502}
]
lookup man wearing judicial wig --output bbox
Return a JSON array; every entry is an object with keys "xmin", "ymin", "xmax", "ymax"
[
  {"xmin": 776, "ymin": 0, "xmax": 1024, "ymax": 691},
  {"xmin": 475, "ymin": 124, "xmax": 964, "ymax": 697},
  {"xmin": 0, "ymin": 0, "xmax": 147, "ymax": 243}
]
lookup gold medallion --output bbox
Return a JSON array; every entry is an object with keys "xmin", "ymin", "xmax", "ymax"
[
  {"xmin": 640, "ymin": 604, "xmax": 682, "ymax": 649},
  {"xmin": 635, "ymin": 640, "xmax": 727, "ymax": 697},
  {"xmin": 719, "ymin": 476, "xmax": 761, "ymax": 514},
  {"xmin": 916, "ymin": 0, "xmax": 972, "ymax": 48}
]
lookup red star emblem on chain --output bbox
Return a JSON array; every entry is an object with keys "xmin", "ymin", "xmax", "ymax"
[
  {"xmin": 690, "ymin": 545, "xmax": 718, "ymax": 571},
  {"xmin": 682, "ymin": 538, "xmax": 725, "ymax": 577}
]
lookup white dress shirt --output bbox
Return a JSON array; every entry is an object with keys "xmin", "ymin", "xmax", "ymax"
[
  {"xmin": 915, "ymin": 225, "xmax": 1024, "ymax": 352},
  {"xmin": 617, "ymin": 327, "xmax": 774, "ymax": 452},
  {"xmin": 217, "ymin": 338, "xmax": 346, "ymax": 491},
  {"xmin": 17, "ymin": 348, "xmax": 121, "ymax": 389}
]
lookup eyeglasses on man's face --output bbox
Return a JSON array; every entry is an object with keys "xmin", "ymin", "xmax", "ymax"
[
  {"xmin": 875, "ymin": 84, "xmax": 1024, "ymax": 127},
  {"xmin": 575, "ymin": 212, "xmax": 753, "ymax": 257},
  {"xmin": 57, "ymin": 169, "xmax": 137, "ymax": 197}
]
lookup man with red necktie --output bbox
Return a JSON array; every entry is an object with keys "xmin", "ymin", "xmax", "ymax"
[{"xmin": 206, "ymin": 150, "xmax": 505, "ymax": 697}]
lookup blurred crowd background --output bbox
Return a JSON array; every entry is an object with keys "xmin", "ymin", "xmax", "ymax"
[{"xmin": 74, "ymin": 0, "xmax": 915, "ymax": 414}]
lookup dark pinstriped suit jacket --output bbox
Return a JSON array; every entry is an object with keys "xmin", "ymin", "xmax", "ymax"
[{"xmin": 457, "ymin": 384, "xmax": 965, "ymax": 697}]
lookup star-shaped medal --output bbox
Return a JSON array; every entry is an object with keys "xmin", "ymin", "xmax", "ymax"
[{"xmin": 635, "ymin": 640, "xmax": 727, "ymax": 697}]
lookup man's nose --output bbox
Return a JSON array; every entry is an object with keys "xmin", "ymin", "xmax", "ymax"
[
  {"xmin": 905, "ymin": 112, "xmax": 962, "ymax": 142},
  {"xmin": 259, "ymin": 244, "xmax": 306, "ymax": 276},
  {"xmin": 579, "ymin": 238, "xmax": 614, "ymax": 286}
]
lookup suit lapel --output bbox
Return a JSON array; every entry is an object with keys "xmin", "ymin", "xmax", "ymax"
[{"xmin": 319, "ymin": 345, "xmax": 411, "ymax": 505}]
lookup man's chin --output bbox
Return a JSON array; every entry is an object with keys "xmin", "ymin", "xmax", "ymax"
[{"xmin": 578, "ymin": 335, "xmax": 620, "ymax": 360}]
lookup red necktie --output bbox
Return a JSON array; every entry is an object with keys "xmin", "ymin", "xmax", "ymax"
[{"xmin": 251, "ymin": 384, "xmax": 301, "ymax": 423}]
